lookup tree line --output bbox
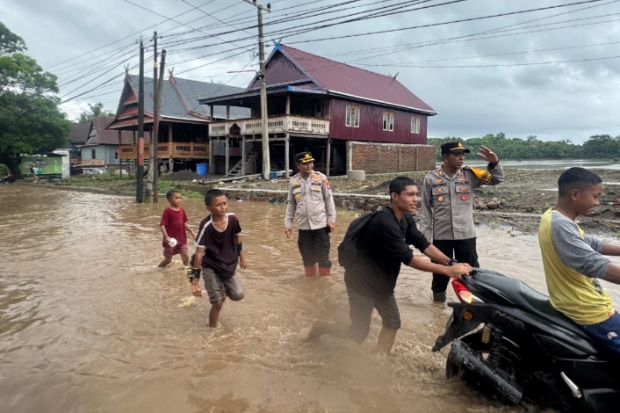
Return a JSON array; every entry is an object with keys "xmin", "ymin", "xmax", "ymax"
[{"xmin": 429, "ymin": 134, "xmax": 620, "ymax": 161}]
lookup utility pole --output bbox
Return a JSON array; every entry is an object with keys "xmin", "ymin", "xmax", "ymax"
[
  {"xmin": 137, "ymin": 37, "xmax": 145, "ymax": 203},
  {"xmin": 146, "ymin": 31, "xmax": 158, "ymax": 201},
  {"xmin": 152, "ymin": 49, "xmax": 166, "ymax": 203},
  {"xmin": 243, "ymin": 0, "xmax": 271, "ymax": 180}
]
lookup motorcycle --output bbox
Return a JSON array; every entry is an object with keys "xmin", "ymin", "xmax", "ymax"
[{"xmin": 432, "ymin": 268, "xmax": 620, "ymax": 413}]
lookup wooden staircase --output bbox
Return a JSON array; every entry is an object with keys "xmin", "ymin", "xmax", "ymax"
[{"xmin": 227, "ymin": 152, "xmax": 256, "ymax": 176}]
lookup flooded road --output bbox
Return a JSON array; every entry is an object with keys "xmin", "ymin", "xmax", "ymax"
[{"xmin": 1, "ymin": 186, "xmax": 620, "ymax": 413}]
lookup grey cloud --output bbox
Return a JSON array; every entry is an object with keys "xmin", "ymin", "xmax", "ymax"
[{"xmin": 2, "ymin": 0, "xmax": 620, "ymax": 142}]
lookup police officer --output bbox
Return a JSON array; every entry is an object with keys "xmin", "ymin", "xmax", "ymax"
[
  {"xmin": 419, "ymin": 141, "xmax": 504, "ymax": 302},
  {"xmin": 284, "ymin": 152, "xmax": 336, "ymax": 277}
]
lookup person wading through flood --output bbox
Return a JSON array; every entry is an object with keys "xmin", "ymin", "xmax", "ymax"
[
  {"xmin": 419, "ymin": 141, "xmax": 504, "ymax": 302},
  {"xmin": 303, "ymin": 176, "xmax": 471, "ymax": 354},
  {"xmin": 284, "ymin": 151, "xmax": 336, "ymax": 277}
]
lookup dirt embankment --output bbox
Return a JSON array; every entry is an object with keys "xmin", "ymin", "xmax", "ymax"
[{"xmin": 25, "ymin": 168, "xmax": 620, "ymax": 235}]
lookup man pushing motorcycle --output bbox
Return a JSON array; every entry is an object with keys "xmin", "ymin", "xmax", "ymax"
[{"xmin": 539, "ymin": 167, "xmax": 620, "ymax": 354}]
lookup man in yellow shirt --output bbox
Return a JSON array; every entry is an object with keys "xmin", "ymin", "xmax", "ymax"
[{"xmin": 539, "ymin": 167, "xmax": 620, "ymax": 353}]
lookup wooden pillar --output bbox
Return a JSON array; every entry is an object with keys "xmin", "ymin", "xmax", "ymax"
[
  {"xmin": 167, "ymin": 124, "xmax": 173, "ymax": 174},
  {"xmin": 209, "ymin": 138, "xmax": 214, "ymax": 176},
  {"xmin": 285, "ymin": 95, "xmax": 291, "ymax": 115},
  {"xmin": 118, "ymin": 130, "xmax": 123, "ymax": 179},
  {"xmin": 241, "ymin": 136, "xmax": 246, "ymax": 176},
  {"xmin": 285, "ymin": 132, "xmax": 290, "ymax": 178},
  {"xmin": 210, "ymin": 105, "xmax": 214, "ymax": 120},
  {"xmin": 225, "ymin": 137, "xmax": 230, "ymax": 176},
  {"xmin": 226, "ymin": 105, "xmax": 230, "ymax": 120},
  {"xmin": 326, "ymin": 138, "xmax": 331, "ymax": 177}
]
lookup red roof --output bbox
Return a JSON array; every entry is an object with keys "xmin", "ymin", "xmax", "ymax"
[{"xmin": 279, "ymin": 45, "xmax": 435, "ymax": 114}]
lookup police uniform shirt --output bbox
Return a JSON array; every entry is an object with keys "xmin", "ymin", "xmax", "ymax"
[
  {"xmin": 284, "ymin": 171, "xmax": 336, "ymax": 230},
  {"xmin": 418, "ymin": 163, "xmax": 504, "ymax": 240}
]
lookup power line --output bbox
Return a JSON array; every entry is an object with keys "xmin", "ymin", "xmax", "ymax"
[
  {"xmin": 337, "ymin": 0, "xmax": 620, "ymax": 61},
  {"xmin": 360, "ymin": 39, "xmax": 620, "ymax": 67},
  {"xmin": 288, "ymin": 0, "xmax": 609, "ymax": 43},
  {"xmin": 46, "ymin": 0, "xmax": 221, "ymax": 71},
  {"xmin": 374, "ymin": 53, "xmax": 620, "ymax": 68}
]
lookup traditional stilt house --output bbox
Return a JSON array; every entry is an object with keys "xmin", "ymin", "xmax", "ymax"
[
  {"xmin": 107, "ymin": 72, "xmax": 250, "ymax": 174},
  {"xmin": 198, "ymin": 44, "xmax": 438, "ymax": 178}
]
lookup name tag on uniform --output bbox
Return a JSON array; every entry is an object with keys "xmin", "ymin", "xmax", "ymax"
[
  {"xmin": 293, "ymin": 188, "xmax": 301, "ymax": 194},
  {"xmin": 311, "ymin": 185, "xmax": 321, "ymax": 191}
]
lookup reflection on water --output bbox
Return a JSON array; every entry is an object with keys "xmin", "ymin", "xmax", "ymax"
[
  {"xmin": 437, "ymin": 158, "xmax": 620, "ymax": 170},
  {"xmin": 1, "ymin": 186, "xmax": 619, "ymax": 413}
]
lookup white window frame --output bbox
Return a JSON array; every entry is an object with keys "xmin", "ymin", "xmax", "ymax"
[
  {"xmin": 411, "ymin": 115, "xmax": 420, "ymax": 134},
  {"xmin": 345, "ymin": 105, "xmax": 360, "ymax": 128},
  {"xmin": 383, "ymin": 112, "xmax": 394, "ymax": 131}
]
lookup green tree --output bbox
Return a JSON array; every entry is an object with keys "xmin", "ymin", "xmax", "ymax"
[
  {"xmin": 77, "ymin": 102, "xmax": 114, "ymax": 123},
  {"xmin": 0, "ymin": 22, "xmax": 70, "ymax": 175},
  {"xmin": 0, "ymin": 22, "xmax": 26, "ymax": 55},
  {"xmin": 429, "ymin": 133, "xmax": 618, "ymax": 161}
]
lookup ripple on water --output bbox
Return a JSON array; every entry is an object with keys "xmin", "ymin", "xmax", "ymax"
[{"xmin": 2, "ymin": 187, "xmax": 616, "ymax": 412}]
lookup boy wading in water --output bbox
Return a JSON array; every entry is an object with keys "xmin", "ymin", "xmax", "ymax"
[
  {"xmin": 188, "ymin": 189, "xmax": 247, "ymax": 327},
  {"xmin": 159, "ymin": 190, "xmax": 196, "ymax": 268}
]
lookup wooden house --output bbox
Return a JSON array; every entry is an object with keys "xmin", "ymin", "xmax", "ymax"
[
  {"xmin": 198, "ymin": 43, "xmax": 437, "ymax": 177},
  {"xmin": 80, "ymin": 117, "xmax": 137, "ymax": 172},
  {"xmin": 107, "ymin": 73, "xmax": 250, "ymax": 174}
]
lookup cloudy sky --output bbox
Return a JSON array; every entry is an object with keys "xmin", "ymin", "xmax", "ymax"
[{"xmin": 2, "ymin": 0, "xmax": 620, "ymax": 143}]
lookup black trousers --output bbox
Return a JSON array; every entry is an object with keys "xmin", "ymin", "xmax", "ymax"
[
  {"xmin": 431, "ymin": 238, "xmax": 479, "ymax": 292},
  {"xmin": 298, "ymin": 228, "xmax": 332, "ymax": 268}
]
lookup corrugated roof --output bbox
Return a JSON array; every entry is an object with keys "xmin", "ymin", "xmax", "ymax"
[
  {"xmin": 127, "ymin": 75, "xmax": 250, "ymax": 121},
  {"xmin": 174, "ymin": 77, "xmax": 250, "ymax": 119},
  {"xmin": 86, "ymin": 117, "xmax": 146, "ymax": 145},
  {"xmin": 69, "ymin": 122, "xmax": 91, "ymax": 144},
  {"xmin": 276, "ymin": 45, "xmax": 435, "ymax": 113}
]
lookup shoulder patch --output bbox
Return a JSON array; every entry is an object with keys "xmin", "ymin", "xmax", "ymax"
[
  {"xmin": 324, "ymin": 178, "xmax": 331, "ymax": 191},
  {"xmin": 469, "ymin": 167, "xmax": 492, "ymax": 185}
]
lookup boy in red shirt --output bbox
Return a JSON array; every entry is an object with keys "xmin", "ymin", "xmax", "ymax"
[
  {"xmin": 159, "ymin": 189, "xmax": 196, "ymax": 268},
  {"xmin": 188, "ymin": 189, "xmax": 247, "ymax": 328}
]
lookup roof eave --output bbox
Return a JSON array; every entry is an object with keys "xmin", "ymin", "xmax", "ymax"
[
  {"xmin": 327, "ymin": 91, "xmax": 437, "ymax": 115},
  {"xmin": 198, "ymin": 86, "xmax": 294, "ymax": 106}
]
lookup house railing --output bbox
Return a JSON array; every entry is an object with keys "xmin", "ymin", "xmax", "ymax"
[
  {"xmin": 118, "ymin": 142, "xmax": 209, "ymax": 160},
  {"xmin": 209, "ymin": 115, "xmax": 330, "ymax": 137},
  {"xmin": 71, "ymin": 159, "xmax": 106, "ymax": 166}
]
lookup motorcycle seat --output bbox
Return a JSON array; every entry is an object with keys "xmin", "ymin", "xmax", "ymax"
[{"xmin": 472, "ymin": 270, "xmax": 590, "ymax": 339}]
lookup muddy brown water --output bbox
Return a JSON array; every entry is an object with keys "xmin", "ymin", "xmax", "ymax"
[{"xmin": 1, "ymin": 186, "xmax": 620, "ymax": 413}]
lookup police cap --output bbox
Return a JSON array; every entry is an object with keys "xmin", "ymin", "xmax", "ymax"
[
  {"xmin": 441, "ymin": 141, "xmax": 471, "ymax": 155},
  {"xmin": 296, "ymin": 152, "xmax": 315, "ymax": 164}
]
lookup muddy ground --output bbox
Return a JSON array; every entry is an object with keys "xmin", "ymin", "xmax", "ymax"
[{"xmin": 30, "ymin": 168, "xmax": 620, "ymax": 235}]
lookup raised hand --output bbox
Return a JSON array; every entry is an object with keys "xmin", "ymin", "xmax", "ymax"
[{"xmin": 476, "ymin": 145, "xmax": 499, "ymax": 164}]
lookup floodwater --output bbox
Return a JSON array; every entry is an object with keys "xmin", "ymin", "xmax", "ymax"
[
  {"xmin": 1, "ymin": 186, "xmax": 619, "ymax": 413},
  {"xmin": 437, "ymin": 158, "xmax": 620, "ymax": 170}
]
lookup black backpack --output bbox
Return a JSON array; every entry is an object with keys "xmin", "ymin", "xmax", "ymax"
[{"xmin": 337, "ymin": 211, "xmax": 379, "ymax": 269}]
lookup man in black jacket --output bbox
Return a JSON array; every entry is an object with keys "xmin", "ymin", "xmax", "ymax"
[{"xmin": 304, "ymin": 176, "xmax": 471, "ymax": 354}]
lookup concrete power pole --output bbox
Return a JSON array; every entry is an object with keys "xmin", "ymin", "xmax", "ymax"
[
  {"xmin": 243, "ymin": 0, "xmax": 271, "ymax": 179},
  {"xmin": 152, "ymin": 50, "xmax": 166, "ymax": 203},
  {"xmin": 146, "ymin": 31, "xmax": 158, "ymax": 201},
  {"xmin": 136, "ymin": 37, "xmax": 145, "ymax": 203}
]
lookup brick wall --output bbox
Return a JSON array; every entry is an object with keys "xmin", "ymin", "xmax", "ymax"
[{"xmin": 346, "ymin": 141, "xmax": 435, "ymax": 173}]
